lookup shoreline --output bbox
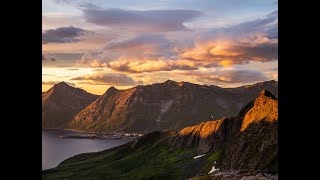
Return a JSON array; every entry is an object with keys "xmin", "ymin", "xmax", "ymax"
[
  {"xmin": 42, "ymin": 128, "xmax": 92, "ymax": 133},
  {"xmin": 43, "ymin": 128, "xmax": 144, "ymax": 140}
]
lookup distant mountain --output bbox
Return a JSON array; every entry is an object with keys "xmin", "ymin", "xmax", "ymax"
[
  {"xmin": 43, "ymin": 90, "xmax": 278, "ymax": 179},
  {"xmin": 67, "ymin": 80, "xmax": 277, "ymax": 133},
  {"xmin": 42, "ymin": 82, "xmax": 99, "ymax": 128}
]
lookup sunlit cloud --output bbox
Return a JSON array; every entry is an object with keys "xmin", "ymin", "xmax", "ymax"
[{"xmin": 178, "ymin": 11, "xmax": 278, "ymax": 65}]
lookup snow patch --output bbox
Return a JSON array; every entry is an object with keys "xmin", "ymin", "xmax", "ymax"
[
  {"xmin": 193, "ymin": 154, "xmax": 205, "ymax": 159},
  {"xmin": 208, "ymin": 165, "xmax": 219, "ymax": 174},
  {"xmin": 156, "ymin": 100, "xmax": 174, "ymax": 122}
]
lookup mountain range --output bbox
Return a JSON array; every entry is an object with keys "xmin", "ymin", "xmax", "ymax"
[
  {"xmin": 42, "ymin": 80, "xmax": 277, "ymax": 133},
  {"xmin": 42, "ymin": 90, "xmax": 278, "ymax": 179}
]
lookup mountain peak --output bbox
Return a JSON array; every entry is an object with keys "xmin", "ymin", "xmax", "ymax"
[
  {"xmin": 105, "ymin": 86, "xmax": 118, "ymax": 93},
  {"xmin": 164, "ymin": 80, "xmax": 177, "ymax": 84},
  {"xmin": 258, "ymin": 90, "xmax": 276, "ymax": 99},
  {"xmin": 53, "ymin": 81, "xmax": 72, "ymax": 88},
  {"xmin": 42, "ymin": 82, "xmax": 99, "ymax": 128}
]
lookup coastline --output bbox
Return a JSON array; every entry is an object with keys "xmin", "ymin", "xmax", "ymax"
[
  {"xmin": 42, "ymin": 128, "xmax": 91, "ymax": 133},
  {"xmin": 42, "ymin": 128, "xmax": 144, "ymax": 140}
]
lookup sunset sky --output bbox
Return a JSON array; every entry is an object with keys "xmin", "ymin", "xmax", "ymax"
[{"xmin": 42, "ymin": 0, "xmax": 278, "ymax": 95}]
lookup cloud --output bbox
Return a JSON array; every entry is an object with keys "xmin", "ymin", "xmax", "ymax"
[
  {"xmin": 76, "ymin": 34, "xmax": 195, "ymax": 72},
  {"xmin": 107, "ymin": 59, "xmax": 200, "ymax": 73},
  {"xmin": 42, "ymin": 74, "xmax": 55, "ymax": 76},
  {"xmin": 92, "ymin": 68, "xmax": 105, "ymax": 71},
  {"xmin": 183, "ymin": 69, "xmax": 270, "ymax": 84},
  {"xmin": 42, "ymin": 81, "xmax": 76, "ymax": 86},
  {"xmin": 42, "ymin": 54, "xmax": 56, "ymax": 61},
  {"xmin": 102, "ymin": 34, "xmax": 174, "ymax": 60},
  {"xmin": 71, "ymin": 72, "xmax": 141, "ymax": 86},
  {"xmin": 66, "ymin": 68, "xmax": 79, "ymax": 70},
  {"xmin": 178, "ymin": 11, "xmax": 278, "ymax": 65},
  {"xmin": 42, "ymin": 26, "xmax": 93, "ymax": 44},
  {"xmin": 76, "ymin": 11, "xmax": 277, "ymax": 73},
  {"xmin": 81, "ymin": 8, "xmax": 202, "ymax": 32}
]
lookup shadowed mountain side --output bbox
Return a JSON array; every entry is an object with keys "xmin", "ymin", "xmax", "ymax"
[
  {"xmin": 42, "ymin": 82, "xmax": 99, "ymax": 128},
  {"xmin": 43, "ymin": 90, "xmax": 278, "ymax": 179},
  {"xmin": 67, "ymin": 80, "xmax": 277, "ymax": 133}
]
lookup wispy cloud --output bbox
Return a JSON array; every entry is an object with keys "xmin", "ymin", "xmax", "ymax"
[
  {"xmin": 182, "ymin": 69, "xmax": 270, "ymax": 84},
  {"xmin": 42, "ymin": 54, "xmax": 56, "ymax": 61},
  {"xmin": 71, "ymin": 72, "xmax": 141, "ymax": 86}
]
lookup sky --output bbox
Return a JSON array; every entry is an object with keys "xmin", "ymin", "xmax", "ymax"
[{"xmin": 42, "ymin": 0, "xmax": 278, "ymax": 95}]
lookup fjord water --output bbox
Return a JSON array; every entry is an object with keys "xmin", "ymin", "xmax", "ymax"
[{"xmin": 42, "ymin": 129, "xmax": 131, "ymax": 170}]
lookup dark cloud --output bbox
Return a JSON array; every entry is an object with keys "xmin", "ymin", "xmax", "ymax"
[
  {"xmin": 71, "ymin": 72, "xmax": 140, "ymax": 86},
  {"xmin": 185, "ymin": 69, "xmax": 269, "ymax": 84},
  {"xmin": 42, "ymin": 26, "xmax": 93, "ymax": 44},
  {"xmin": 44, "ymin": 53, "xmax": 84, "ymax": 61},
  {"xmin": 81, "ymin": 8, "xmax": 202, "ymax": 32},
  {"xmin": 42, "ymin": 81, "xmax": 76, "ymax": 86}
]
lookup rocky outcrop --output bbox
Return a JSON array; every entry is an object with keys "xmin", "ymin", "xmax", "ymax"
[
  {"xmin": 68, "ymin": 80, "xmax": 278, "ymax": 133},
  {"xmin": 42, "ymin": 82, "xmax": 99, "ymax": 128},
  {"xmin": 171, "ymin": 117, "xmax": 229, "ymax": 153}
]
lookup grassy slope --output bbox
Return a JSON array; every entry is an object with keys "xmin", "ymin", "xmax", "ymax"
[{"xmin": 42, "ymin": 132, "xmax": 222, "ymax": 180}]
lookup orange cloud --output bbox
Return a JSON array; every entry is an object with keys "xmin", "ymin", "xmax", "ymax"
[{"xmin": 107, "ymin": 59, "xmax": 200, "ymax": 73}]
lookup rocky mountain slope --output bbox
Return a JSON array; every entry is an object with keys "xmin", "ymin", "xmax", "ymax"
[
  {"xmin": 67, "ymin": 80, "xmax": 277, "ymax": 133},
  {"xmin": 42, "ymin": 82, "xmax": 99, "ymax": 128},
  {"xmin": 43, "ymin": 90, "xmax": 278, "ymax": 179}
]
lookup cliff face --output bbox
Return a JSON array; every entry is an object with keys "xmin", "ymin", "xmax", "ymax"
[
  {"xmin": 42, "ymin": 82, "xmax": 99, "ymax": 128},
  {"xmin": 219, "ymin": 90, "xmax": 278, "ymax": 172},
  {"xmin": 43, "ymin": 90, "xmax": 278, "ymax": 179},
  {"xmin": 171, "ymin": 90, "xmax": 278, "ymax": 171},
  {"xmin": 68, "ymin": 80, "xmax": 278, "ymax": 133}
]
